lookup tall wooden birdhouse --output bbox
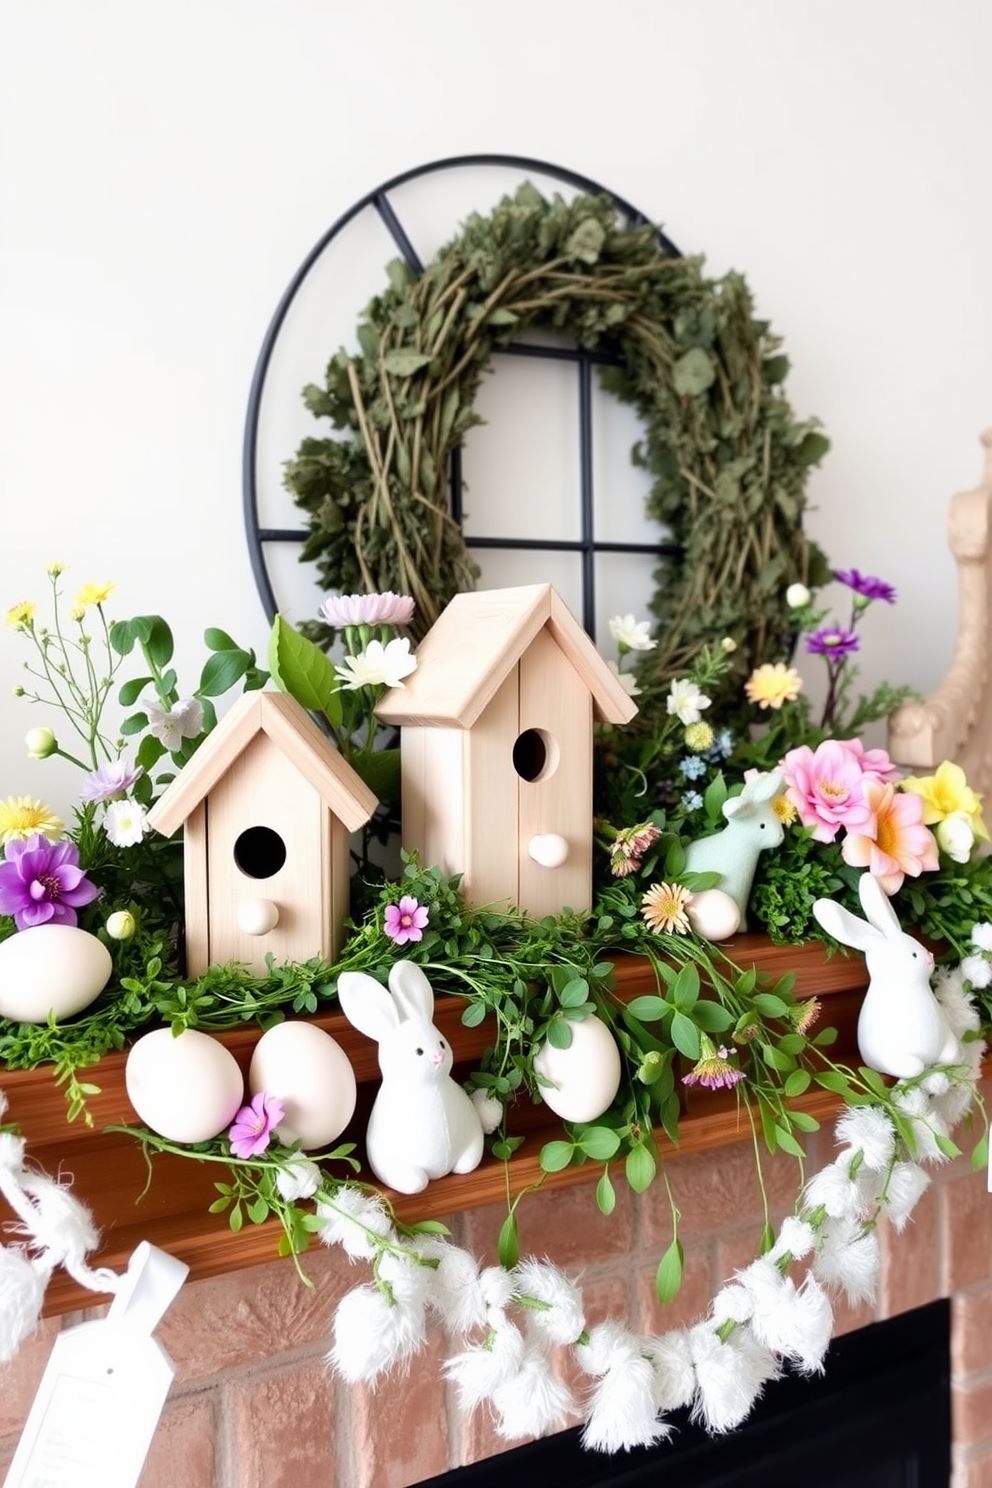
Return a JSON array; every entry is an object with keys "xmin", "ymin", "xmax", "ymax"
[
  {"xmin": 146, "ymin": 691, "xmax": 377, "ymax": 976},
  {"xmin": 375, "ymin": 584, "xmax": 637, "ymax": 918}
]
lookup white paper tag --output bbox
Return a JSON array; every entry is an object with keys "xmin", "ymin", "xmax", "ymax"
[{"xmin": 4, "ymin": 1243, "xmax": 188, "ymax": 1488}]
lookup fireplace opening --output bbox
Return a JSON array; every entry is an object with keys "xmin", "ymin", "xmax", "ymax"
[{"xmin": 418, "ymin": 1299, "xmax": 951, "ymax": 1488}]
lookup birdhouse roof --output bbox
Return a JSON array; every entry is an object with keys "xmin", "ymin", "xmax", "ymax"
[
  {"xmin": 146, "ymin": 691, "xmax": 378, "ymax": 837},
  {"xmin": 375, "ymin": 584, "xmax": 639, "ymax": 729}
]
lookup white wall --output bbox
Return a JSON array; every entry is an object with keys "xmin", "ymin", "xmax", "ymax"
[{"xmin": 2, "ymin": 0, "xmax": 990, "ymax": 817}]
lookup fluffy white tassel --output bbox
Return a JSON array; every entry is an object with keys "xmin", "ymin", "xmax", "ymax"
[
  {"xmin": 490, "ymin": 1339, "xmax": 575, "ymax": 1440},
  {"xmin": 892, "ymin": 1088, "xmax": 952, "ymax": 1164},
  {"xmin": 768, "ymin": 1216, "xmax": 817, "ymax": 1265},
  {"xmin": 316, "ymin": 1187, "xmax": 396, "ymax": 1260},
  {"xmin": 803, "ymin": 1161, "xmax": 870, "ymax": 1220},
  {"xmin": 689, "ymin": 1323, "xmax": 779, "ymax": 1434},
  {"xmin": 329, "ymin": 1283, "xmax": 426, "ymax": 1384},
  {"xmin": 732, "ymin": 1260, "xmax": 833, "ymax": 1374},
  {"xmin": 444, "ymin": 1314, "xmax": 526, "ymax": 1409},
  {"xmin": 577, "ymin": 1322, "xmax": 668, "ymax": 1453},
  {"xmin": 959, "ymin": 954, "xmax": 992, "ymax": 989},
  {"xmin": 811, "ymin": 1215, "xmax": 880, "ymax": 1305},
  {"xmin": 710, "ymin": 1282, "xmax": 753, "ymax": 1325},
  {"xmin": 834, "ymin": 1106, "xmax": 897, "ymax": 1172},
  {"xmin": 417, "ymin": 1239, "xmax": 487, "ymax": 1334},
  {"xmin": 471, "ymin": 1089, "xmax": 504, "ymax": 1134},
  {"xmin": 879, "ymin": 1161, "xmax": 930, "ymax": 1232},
  {"xmin": 0, "ymin": 1246, "xmax": 46, "ymax": 1363},
  {"xmin": 512, "ymin": 1258, "xmax": 586, "ymax": 1345},
  {"xmin": 646, "ymin": 1330, "xmax": 696, "ymax": 1413},
  {"xmin": 477, "ymin": 1264, "xmax": 517, "ymax": 1315},
  {"xmin": 0, "ymin": 1131, "xmax": 26, "ymax": 1172},
  {"xmin": 377, "ymin": 1247, "xmax": 436, "ymax": 1310}
]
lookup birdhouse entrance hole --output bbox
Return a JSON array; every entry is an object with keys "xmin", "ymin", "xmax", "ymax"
[
  {"xmin": 512, "ymin": 727, "xmax": 559, "ymax": 783},
  {"xmin": 234, "ymin": 825, "xmax": 287, "ymax": 879}
]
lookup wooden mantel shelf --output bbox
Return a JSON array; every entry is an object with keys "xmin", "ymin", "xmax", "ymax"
[{"xmin": 0, "ymin": 935, "xmax": 867, "ymax": 1316}]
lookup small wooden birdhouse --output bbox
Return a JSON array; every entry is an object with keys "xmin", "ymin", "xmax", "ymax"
[
  {"xmin": 146, "ymin": 691, "xmax": 377, "ymax": 976},
  {"xmin": 375, "ymin": 584, "xmax": 637, "ymax": 918}
]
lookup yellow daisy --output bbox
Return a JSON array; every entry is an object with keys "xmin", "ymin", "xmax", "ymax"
[
  {"xmin": 5, "ymin": 601, "xmax": 35, "ymax": 629},
  {"xmin": 0, "ymin": 796, "xmax": 64, "ymax": 846},
  {"xmin": 771, "ymin": 793, "xmax": 798, "ymax": 826},
  {"xmin": 744, "ymin": 662, "xmax": 803, "ymax": 710},
  {"xmin": 641, "ymin": 881, "xmax": 694, "ymax": 936},
  {"xmin": 74, "ymin": 581, "xmax": 115, "ymax": 608}
]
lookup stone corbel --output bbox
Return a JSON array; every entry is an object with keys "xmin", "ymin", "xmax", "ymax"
[{"xmin": 888, "ymin": 429, "xmax": 992, "ymax": 797}]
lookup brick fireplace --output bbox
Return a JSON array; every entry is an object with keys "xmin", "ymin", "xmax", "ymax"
[{"xmin": 2, "ymin": 1091, "xmax": 990, "ymax": 1488}]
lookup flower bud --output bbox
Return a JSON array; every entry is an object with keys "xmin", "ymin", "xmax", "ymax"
[
  {"xmin": 106, "ymin": 910, "xmax": 136, "ymax": 940},
  {"xmin": 720, "ymin": 637, "xmax": 737, "ymax": 653},
  {"xmin": 25, "ymin": 726, "xmax": 57, "ymax": 759},
  {"xmin": 936, "ymin": 810, "xmax": 975, "ymax": 864},
  {"xmin": 786, "ymin": 583, "xmax": 811, "ymax": 609}
]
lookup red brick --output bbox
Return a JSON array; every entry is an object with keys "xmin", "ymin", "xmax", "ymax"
[
  {"xmin": 157, "ymin": 1246, "xmax": 354, "ymax": 1382},
  {"xmin": 230, "ymin": 1359, "xmax": 338, "ymax": 1488},
  {"xmin": 350, "ymin": 1327, "xmax": 448, "ymax": 1487},
  {"xmin": 878, "ymin": 1182, "xmax": 940, "ymax": 1318},
  {"xmin": 954, "ymin": 1381, "xmax": 992, "ymax": 1450},
  {"xmin": 0, "ymin": 1315, "xmax": 62, "ymax": 1439},
  {"xmin": 637, "ymin": 1245, "xmax": 713, "ymax": 1335},
  {"xmin": 828, "ymin": 1292, "xmax": 876, "ymax": 1338},
  {"xmin": 953, "ymin": 1443, "xmax": 992, "ymax": 1488},
  {"xmin": 138, "ymin": 1395, "xmax": 215, "ymax": 1488},
  {"xmin": 953, "ymin": 1286, "xmax": 992, "ymax": 1377},
  {"xmin": 943, "ymin": 1169, "xmax": 992, "ymax": 1294},
  {"xmin": 644, "ymin": 1140, "xmax": 801, "ymax": 1246},
  {"xmin": 462, "ymin": 1180, "xmax": 634, "ymax": 1272}
]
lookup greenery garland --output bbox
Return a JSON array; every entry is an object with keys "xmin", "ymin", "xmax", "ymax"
[{"xmin": 285, "ymin": 181, "xmax": 832, "ymax": 710}]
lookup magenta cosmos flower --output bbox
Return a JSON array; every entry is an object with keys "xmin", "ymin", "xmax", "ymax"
[
  {"xmin": 228, "ymin": 1092, "xmax": 285, "ymax": 1159},
  {"xmin": 383, "ymin": 895, "xmax": 429, "ymax": 946},
  {"xmin": 834, "ymin": 569, "xmax": 897, "ymax": 604},
  {"xmin": 805, "ymin": 625, "xmax": 860, "ymax": 659},
  {"xmin": 318, "ymin": 591, "xmax": 415, "ymax": 627},
  {"xmin": 0, "ymin": 834, "xmax": 98, "ymax": 929},
  {"xmin": 780, "ymin": 739, "xmax": 878, "ymax": 843}
]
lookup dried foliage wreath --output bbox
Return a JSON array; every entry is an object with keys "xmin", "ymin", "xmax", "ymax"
[{"xmin": 284, "ymin": 181, "xmax": 832, "ymax": 709}]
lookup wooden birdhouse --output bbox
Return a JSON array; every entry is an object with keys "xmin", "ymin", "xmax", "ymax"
[
  {"xmin": 146, "ymin": 691, "xmax": 378, "ymax": 976},
  {"xmin": 375, "ymin": 584, "xmax": 637, "ymax": 918}
]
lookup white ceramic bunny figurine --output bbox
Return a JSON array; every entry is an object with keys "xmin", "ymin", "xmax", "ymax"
[
  {"xmin": 335, "ymin": 960, "xmax": 485, "ymax": 1194},
  {"xmin": 812, "ymin": 872, "xmax": 959, "ymax": 1080}
]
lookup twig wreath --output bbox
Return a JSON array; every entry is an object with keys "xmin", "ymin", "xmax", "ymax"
[{"xmin": 284, "ymin": 181, "xmax": 832, "ymax": 709}]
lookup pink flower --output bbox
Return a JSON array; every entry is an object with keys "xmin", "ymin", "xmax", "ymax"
[
  {"xmin": 228, "ymin": 1092, "xmax": 285, "ymax": 1159},
  {"xmin": 780, "ymin": 740, "xmax": 876, "ymax": 843},
  {"xmin": 383, "ymin": 895, "xmax": 429, "ymax": 946},
  {"xmin": 318, "ymin": 591, "xmax": 415, "ymax": 627},
  {"xmin": 0, "ymin": 834, "xmax": 98, "ymax": 929},
  {"xmin": 840, "ymin": 737, "xmax": 902, "ymax": 783},
  {"xmin": 840, "ymin": 780, "xmax": 939, "ymax": 894},
  {"xmin": 682, "ymin": 1038, "xmax": 745, "ymax": 1090},
  {"xmin": 80, "ymin": 759, "xmax": 143, "ymax": 803}
]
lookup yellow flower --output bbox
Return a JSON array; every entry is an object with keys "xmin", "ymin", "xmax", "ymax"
[
  {"xmin": 771, "ymin": 793, "xmax": 798, "ymax": 826},
  {"xmin": 744, "ymin": 662, "xmax": 803, "ymax": 710},
  {"xmin": 5, "ymin": 601, "xmax": 35, "ymax": 629},
  {"xmin": 0, "ymin": 796, "xmax": 64, "ymax": 845},
  {"xmin": 684, "ymin": 721, "xmax": 714, "ymax": 752},
  {"xmin": 46, "ymin": 561, "xmax": 66, "ymax": 576},
  {"xmin": 641, "ymin": 881, "xmax": 694, "ymax": 935},
  {"xmin": 74, "ymin": 581, "xmax": 114, "ymax": 608},
  {"xmin": 900, "ymin": 760, "xmax": 988, "ymax": 838}
]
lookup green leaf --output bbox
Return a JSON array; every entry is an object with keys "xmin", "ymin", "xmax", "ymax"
[
  {"xmin": 970, "ymin": 1131, "xmax": 989, "ymax": 1172},
  {"xmin": 558, "ymin": 978, "xmax": 589, "ymax": 1009},
  {"xmin": 352, "ymin": 747, "xmax": 400, "ymax": 804},
  {"xmin": 784, "ymin": 1069, "xmax": 812, "ymax": 1097},
  {"xmin": 670, "ymin": 964, "xmax": 700, "ymax": 1013},
  {"xmin": 626, "ymin": 995, "xmax": 667, "ymax": 1022},
  {"xmin": 934, "ymin": 1133, "xmax": 962, "ymax": 1160},
  {"xmin": 655, "ymin": 1239, "xmax": 684, "ymax": 1304},
  {"xmin": 814, "ymin": 1069, "xmax": 854, "ymax": 1096},
  {"xmin": 497, "ymin": 1212, "xmax": 520, "ymax": 1269},
  {"xmin": 565, "ymin": 217, "xmax": 606, "ymax": 264},
  {"xmin": 382, "ymin": 350, "xmax": 432, "ymax": 377},
  {"xmin": 268, "ymin": 614, "xmax": 341, "ymax": 725},
  {"xmin": 752, "ymin": 993, "xmax": 790, "ymax": 1018},
  {"xmin": 539, "ymin": 1140, "xmax": 575, "ymax": 1173},
  {"xmin": 118, "ymin": 675, "xmax": 154, "ymax": 707},
  {"xmin": 120, "ymin": 712, "xmax": 148, "ymax": 736},
  {"xmin": 788, "ymin": 1110, "xmax": 820, "ymax": 1132},
  {"xmin": 545, "ymin": 1018, "xmax": 573, "ymax": 1050},
  {"xmin": 760, "ymin": 1042, "xmax": 796, "ymax": 1073},
  {"xmin": 198, "ymin": 649, "xmax": 251, "ymax": 697},
  {"xmin": 577, "ymin": 1126, "xmax": 621, "ymax": 1161},
  {"xmin": 670, "ymin": 1010, "xmax": 701, "ymax": 1060},
  {"xmin": 773, "ymin": 1123, "xmax": 806, "ymax": 1158},
  {"xmin": 460, "ymin": 1001, "xmax": 487, "ymax": 1028},
  {"xmin": 204, "ymin": 626, "xmax": 239, "ymax": 651},
  {"xmin": 691, "ymin": 1000, "xmax": 734, "ymax": 1033},
  {"xmin": 672, "ymin": 347, "xmax": 716, "ymax": 397},
  {"xmin": 595, "ymin": 1170, "xmax": 616, "ymax": 1216},
  {"xmin": 247, "ymin": 1195, "xmax": 270, "ymax": 1225},
  {"xmin": 625, "ymin": 1143, "xmax": 656, "ymax": 1193}
]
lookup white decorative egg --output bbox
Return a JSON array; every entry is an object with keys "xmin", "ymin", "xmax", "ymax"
[
  {"xmin": 249, "ymin": 1021, "xmax": 357, "ymax": 1151},
  {"xmin": 0, "ymin": 924, "xmax": 113, "ymax": 1023},
  {"xmin": 237, "ymin": 897, "xmax": 280, "ymax": 936},
  {"xmin": 528, "ymin": 833, "xmax": 570, "ymax": 868},
  {"xmin": 533, "ymin": 1014, "xmax": 622, "ymax": 1123},
  {"xmin": 125, "ymin": 1028, "xmax": 245, "ymax": 1143},
  {"xmin": 687, "ymin": 887, "xmax": 741, "ymax": 942}
]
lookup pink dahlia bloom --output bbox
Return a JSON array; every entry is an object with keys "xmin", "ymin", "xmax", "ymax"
[
  {"xmin": 840, "ymin": 780, "xmax": 939, "ymax": 894},
  {"xmin": 840, "ymin": 737, "xmax": 902, "ymax": 784},
  {"xmin": 318, "ymin": 591, "xmax": 415, "ymax": 627},
  {"xmin": 780, "ymin": 740, "xmax": 876, "ymax": 843},
  {"xmin": 0, "ymin": 834, "xmax": 98, "ymax": 929}
]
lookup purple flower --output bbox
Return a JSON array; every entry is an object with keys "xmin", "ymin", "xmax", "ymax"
[
  {"xmin": 383, "ymin": 895, "xmax": 430, "ymax": 946},
  {"xmin": 834, "ymin": 569, "xmax": 897, "ymax": 604},
  {"xmin": 682, "ymin": 1042, "xmax": 746, "ymax": 1091},
  {"xmin": 80, "ymin": 759, "xmax": 143, "ymax": 803},
  {"xmin": 228, "ymin": 1092, "xmax": 285, "ymax": 1159},
  {"xmin": 0, "ymin": 834, "xmax": 99, "ymax": 929},
  {"xmin": 805, "ymin": 625, "xmax": 860, "ymax": 659},
  {"xmin": 318, "ymin": 591, "xmax": 416, "ymax": 627}
]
